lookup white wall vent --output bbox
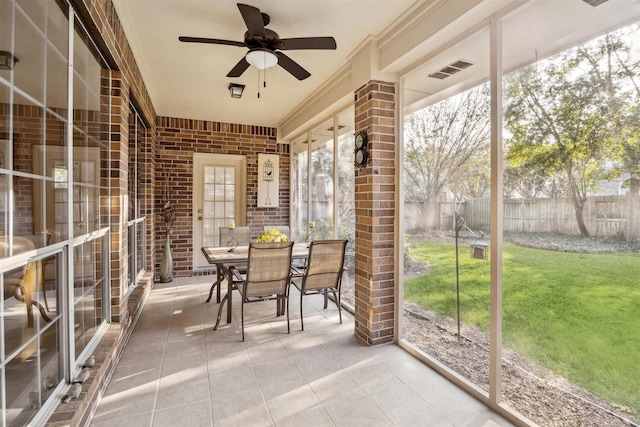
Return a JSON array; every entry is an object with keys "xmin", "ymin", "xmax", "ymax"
[{"xmin": 428, "ymin": 60, "xmax": 473, "ymax": 80}]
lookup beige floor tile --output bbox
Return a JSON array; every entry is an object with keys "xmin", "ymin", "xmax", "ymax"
[
  {"xmin": 205, "ymin": 347, "xmax": 249, "ymax": 371},
  {"xmin": 245, "ymin": 337, "xmax": 289, "ymax": 365},
  {"xmin": 292, "ymin": 351, "xmax": 341, "ymax": 380},
  {"xmin": 342, "ymin": 358, "xmax": 404, "ymax": 393},
  {"xmin": 117, "ymin": 341, "xmax": 166, "ymax": 367},
  {"xmin": 273, "ymin": 404, "xmax": 334, "ymax": 427},
  {"xmin": 210, "ymin": 388, "xmax": 273, "ymax": 427},
  {"xmin": 367, "ymin": 381, "xmax": 449, "ymax": 426},
  {"xmin": 252, "ymin": 358, "xmax": 304, "ymax": 387},
  {"xmin": 105, "ymin": 364, "xmax": 161, "ymax": 395},
  {"xmin": 163, "ymin": 337, "xmax": 206, "ymax": 360},
  {"xmin": 262, "ymin": 379, "xmax": 321, "ymax": 424},
  {"xmin": 161, "ymin": 354, "xmax": 208, "ymax": 378},
  {"xmin": 406, "ymin": 374, "xmax": 513, "ymax": 426},
  {"xmin": 380, "ymin": 352, "xmax": 442, "ymax": 385},
  {"xmin": 155, "ymin": 376, "xmax": 210, "ymax": 410},
  {"xmin": 307, "ymin": 371, "xmax": 364, "ymax": 403},
  {"xmin": 152, "ymin": 400, "xmax": 213, "ymax": 427},
  {"xmin": 209, "ymin": 362, "xmax": 260, "ymax": 398},
  {"xmin": 91, "ymin": 280, "xmax": 514, "ymax": 427},
  {"xmin": 323, "ymin": 394, "xmax": 393, "ymax": 427},
  {"xmin": 91, "ymin": 411, "xmax": 153, "ymax": 427},
  {"xmin": 92, "ymin": 392, "xmax": 156, "ymax": 423}
]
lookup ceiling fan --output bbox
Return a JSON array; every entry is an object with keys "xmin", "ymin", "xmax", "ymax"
[{"xmin": 179, "ymin": 3, "xmax": 337, "ymax": 81}]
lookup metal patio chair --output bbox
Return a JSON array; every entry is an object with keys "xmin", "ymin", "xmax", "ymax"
[
  {"xmin": 291, "ymin": 239, "xmax": 347, "ymax": 331},
  {"xmin": 228, "ymin": 241, "xmax": 294, "ymax": 341},
  {"xmin": 205, "ymin": 226, "xmax": 251, "ymax": 304}
]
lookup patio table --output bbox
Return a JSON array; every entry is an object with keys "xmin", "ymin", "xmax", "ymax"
[{"xmin": 201, "ymin": 243, "xmax": 310, "ymax": 329}]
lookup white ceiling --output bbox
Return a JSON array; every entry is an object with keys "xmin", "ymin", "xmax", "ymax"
[
  {"xmin": 111, "ymin": 0, "xmax": 417, "ymax": 128},
  {"xmin": 112, "ymin": 0, "xmax": 640, "ymax": 132}
]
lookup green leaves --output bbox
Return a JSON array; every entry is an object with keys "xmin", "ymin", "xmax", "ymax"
[{"xmin": 504, "ymin": 24, "xmax": 640, "ymax": 236}]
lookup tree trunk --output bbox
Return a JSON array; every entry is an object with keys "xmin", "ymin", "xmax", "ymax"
[
  {"xmin": 422, "ymin": 200, "xmax": 440, "ymax": 230},
  {"xmin": 573, "ymin": 199, "xmax": 590, "ymax": 237},
  {"xmin": 566, "ymin": 165, "xmax": 590, "ymax": 237},
  {"xmin": 625, "ymin": 177, "xmax": 639, "ymax": 242}
]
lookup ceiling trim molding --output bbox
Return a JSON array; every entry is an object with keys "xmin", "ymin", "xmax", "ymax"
[
  {"xmin": 376, "ymin": 0, "xmax": 448, "ymax": 54},
  {"xmin": 278, "ymin": 65, "xmax": 352, "ymax": 140},
  {"xmin": 378, "ymin": 0, "xmax": 484, "ymax": 73}
]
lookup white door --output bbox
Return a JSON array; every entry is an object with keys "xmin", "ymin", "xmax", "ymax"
[{"xmin": 193, "ymin": 153, "xmax": 247, "ymax": 269}]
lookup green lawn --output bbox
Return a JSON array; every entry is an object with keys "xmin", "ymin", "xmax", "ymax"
[{"xmin": 404, "ymin": 242, "xmax": 640, "ymax": 416}]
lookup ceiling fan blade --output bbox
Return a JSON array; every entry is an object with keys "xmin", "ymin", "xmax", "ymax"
[
  {"xmin": 227, "ymin": 57, "xmax": 251, "ymax": 78},
  {"xmin": 279, "ymin": 37, "xmax": 337, "ymax": 50},
  {"xmin": 275, "ymin": 51, "xmax": 311, "ymax": 80},
  {"xmin": 237, "ymin": 3, "xmax": 267, "ymax": 41},
  {"xmin": 179, "ymin": 36, "xmax": 245, "ymax": 47}
]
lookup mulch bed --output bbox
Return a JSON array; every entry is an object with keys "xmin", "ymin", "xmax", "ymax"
[{"xmin": 403, "ymin": 302, "xmax": 639, "ymax": 426}]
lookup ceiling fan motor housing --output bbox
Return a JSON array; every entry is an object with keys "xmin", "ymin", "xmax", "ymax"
[{"xmin": 244, "ymin": 29, "xmax": 281, "ymax": 50}]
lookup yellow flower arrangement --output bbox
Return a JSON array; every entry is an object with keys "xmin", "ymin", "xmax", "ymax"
[{"xmin": 256, "ymin": 228, "xmax": 289, "ymax": 243}]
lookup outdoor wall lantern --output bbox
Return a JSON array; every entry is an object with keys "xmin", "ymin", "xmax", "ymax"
[
  {"xmin": 228, "ymin": 83, "xmax": 245, "ymax": 99},
  {"xmin": 0, "ymin": 51, "xmax": 18, "ymax": 70}
]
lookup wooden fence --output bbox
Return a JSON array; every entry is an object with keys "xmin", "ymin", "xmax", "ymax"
[{"xmin": 405, "ymin": 196, "xmax": 640, "ymax": 240}]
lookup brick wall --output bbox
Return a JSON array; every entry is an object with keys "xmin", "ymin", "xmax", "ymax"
[
  {"xmin": 108, "ymin": 70, "xmax": 130, "ymax": 322},
  {"xmin": 155, "ymin": 116, "xmax": 289, "ymax": 278},
  {"xmin": 353, "ymin": 80, "xmax": 396, "ymax": 345}
]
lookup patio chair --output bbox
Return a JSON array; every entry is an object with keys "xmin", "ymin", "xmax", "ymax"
[
  {"xmin": 1, "ymin": 236, "xmax": 51, "ymax": 327},
  {"xmin": 291, "ymin": 239, "xmax": 347, "ymax": 331},
  {"xmin": 205, "ymin": 226, "xmax": 251, "ymax": 303},
  {"xmin": 228, "ymin": 241, "xmax": 294, "ymax": 341},
  {"xmin": 264, "ymin": 225, "xmax": 308, "ymax": 273}
]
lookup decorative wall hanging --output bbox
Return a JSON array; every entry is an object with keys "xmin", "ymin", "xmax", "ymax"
[{"xmin": 257, "ymin": 153, "xmax": 279, "ymax": 208}]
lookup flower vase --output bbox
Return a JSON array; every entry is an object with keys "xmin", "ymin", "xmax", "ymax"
[{"xmin": 159, "ymin": 232, "xmax": 173, "ymax": 282}]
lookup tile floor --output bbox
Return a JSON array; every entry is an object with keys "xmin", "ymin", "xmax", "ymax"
[{"xmin": 91, "ymin": 276, "xmax": 515, "ymax": 427}]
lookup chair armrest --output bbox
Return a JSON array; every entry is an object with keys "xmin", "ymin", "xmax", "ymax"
[
  {"xmin": 228, "ymin": 266, "xmax": 245, "ymax": 283},
  {"xmin": 290, "ymin": 266, "xmax": 304, "ymax": 278}
]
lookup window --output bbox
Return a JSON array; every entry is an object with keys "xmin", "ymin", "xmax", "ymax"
[
  {"xmin": 399, "ymin": 1, "xmax": 640, "ymax": 425},
  {"xmin": 127, "ymin": 103, "xmax": 148, "ymax": 289},
  {"xmin": 290, "ymin": 107, "xmax": 356, "ymax": 306},
  {"xmin": 0, "ymin": 1, "xmax": 111, "ymax": 424}
]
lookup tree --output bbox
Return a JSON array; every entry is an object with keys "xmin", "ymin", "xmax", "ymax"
[
  {"xmin": 582, "ymin": 26, "xmax": 640, "ymax": 240},
  {"xmin": 504, "ymin": 51, "xmax": 613, "ymax": 237},
  {"xmin": 503, "ymin": 164, "xmax": 567, "ymax": 199},
  {"xmin": 505, "ymin": 25, "xmax": 640, "ymax": 238},
  {"xmin": 404, "ymin": 85, "xmax": 491, "ymax": 229}
]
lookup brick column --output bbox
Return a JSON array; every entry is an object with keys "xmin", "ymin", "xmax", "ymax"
[
  {"xmin": 108, "ymin": 70, "xmax": 130, "ymax": 323},
  {"xmin": 353, "ymin": 80, "xmax": 396, "ymax": 345}
]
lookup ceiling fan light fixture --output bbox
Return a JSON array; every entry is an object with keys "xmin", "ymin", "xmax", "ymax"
[
  {"xmin": 228, "ymin": 83, "xmax": 245, "ymax": 98},
  {"xmin": 246, "ymin": 49, "xmax": 278, "ymax": 70}
]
